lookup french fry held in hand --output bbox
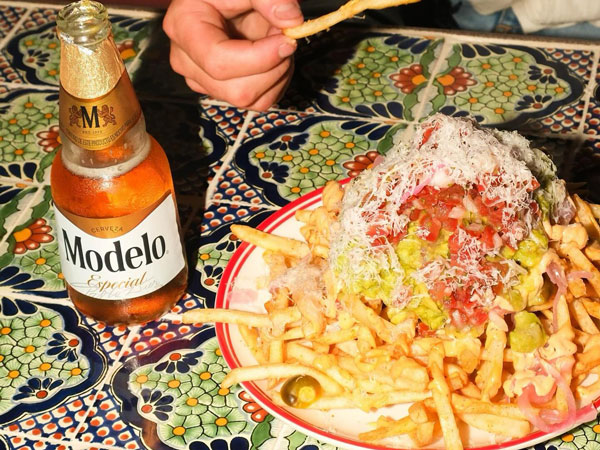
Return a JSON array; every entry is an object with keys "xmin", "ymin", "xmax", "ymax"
[
  {"xmin": 184, "ymin": 115, "xmax": 600, "ymax": 449},
  {"xmin": 283, "ymin": 0, "xmax": 421, "ymax": 39}
]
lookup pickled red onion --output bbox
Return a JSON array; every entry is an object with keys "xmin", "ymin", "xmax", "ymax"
[
  {"xmin": 567, "ymin": 270, "xmax": 593, "ymax": 281},
  {"xmin": 546, "ymin": 261, "xmax": 567, "ymax": 333}
]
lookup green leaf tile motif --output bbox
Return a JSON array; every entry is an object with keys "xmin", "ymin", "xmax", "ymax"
[
  {"xmin": 124, "ymin": 334, "xmax": 282, "ymax": 449},
  {"xmin": 428, "ymin": 44, "xmax": 585, "ymax": 129},
  {"xmin": 298, "ymin": 33, "xmax": 442, "ymax": 120}
]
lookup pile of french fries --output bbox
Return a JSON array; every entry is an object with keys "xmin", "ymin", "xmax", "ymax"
[{"xmin": 184, "ymin": 181, "xmax": 600, "ymax": 450}]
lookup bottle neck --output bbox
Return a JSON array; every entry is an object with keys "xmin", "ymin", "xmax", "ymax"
[
  {"xmin": 59, "ymin": 114, "xmax": 151, "ymax": 178},
  {"xmin": 57, "ymin": 1, "xmax": 148, "ymax": 176}
]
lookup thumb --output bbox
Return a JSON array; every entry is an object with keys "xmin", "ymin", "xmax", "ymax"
[{"xmin": 251, "ymin": 0, "xmax": 304, "ymax": 29}]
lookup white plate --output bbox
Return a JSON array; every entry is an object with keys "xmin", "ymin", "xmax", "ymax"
[{"xmin": 215, "ymin": 182, "xmax": 599, "ymax": 450}]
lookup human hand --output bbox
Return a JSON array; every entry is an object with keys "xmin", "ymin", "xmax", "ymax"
[{"xmin": 163, "ymin": 0, "xmax": 303, "ymax": 111}]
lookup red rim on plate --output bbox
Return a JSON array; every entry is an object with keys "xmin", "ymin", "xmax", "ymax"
[{"xmin": 216, "ymin": 182, "xmax": 600, "ymax": 450}]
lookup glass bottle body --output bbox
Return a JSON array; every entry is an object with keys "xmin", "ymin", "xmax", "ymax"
[{"xmin": 51, "ymin": 131, "xmax": 188, "ymax": 325}]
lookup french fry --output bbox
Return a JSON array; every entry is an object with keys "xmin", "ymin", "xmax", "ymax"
[
  {"xmin": 230, "ymin": 224, "xmax": 310, "ymax": 258},
  {"xmin": 476, "ymin": 322, "xmax": 506, "ymax": 401},
  {"xmin": 570, "ymin": 299, "xmax": 599, "ymax": 334},
  {"xmin": 585, "ymin": 240, "xmax": 600, "ymax": 262},
  {"xmin": 568, "ymin": 275, "xmax": 588, "ymax": 298},
  {"xmin": 238, "ymin": 324, "xmax": 267, "ymax": 364},
  {"xmin": 460, "ymin": 382, "xmax": 482, "ymax": 399},
  {"xmin": 428, "ymin": 345, "xmax": 462, "ymax": 450},
  {"xmin": 574, "ymin": 334, "xmax": 600, "ymax": 376},
  {"xmin": 582, "ymin": 298, "xmax": 600, "ymax": 319},
  {"xmin": 408, "ymin": 401, "xmax": 435, "ymax": 424},
  {"xmin": 222, "ymin": 363, "xmax": 344, "ymax": 395},
  {"xmin": 458, "ymin": 413, "xmax": 530, "ymax": 438},
  {"xmin": 573, "ymin": 194, "xmax": 600, "ymax": 241},
  {"xmin": 409, "ymin": 421, "xmax": 436, "ymax": 448},
  {"xmin": 589, "ymin": 202, "xmax": 600, "ymax": 219},
  {"xmin": 269, "ymin": 340, "xmax": 284, "ymax": 363},
  {"xmin": 322, "ymin": 180, "xmax": 344, "ymax": 214},
  {"xmin": 314, "ymin": 326, "xmax": 359, "ymax": 344},
  {"xmin": 342, "ymin": 293, "xmax": 396, "ymax": 343},
  {"xmin": 559, "ymin": 243, "xmax": 600, "ymax": 296},
  {"xmin": 450, "ymin": 394, "xmax": 528, "ymax": 420},
  {"xmin": 283, "ymin": 0, "xmax": 420, "ymax": 39},
  {"xmin": 445, "ymin": 363, "xmax": 468, "ymax": 391},
  {"xmin": 183, "ymin": 308, "xmax": 272, "ymax": 327}
]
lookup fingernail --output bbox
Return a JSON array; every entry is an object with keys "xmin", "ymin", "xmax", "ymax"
[
  {"xmin": 274, "ymin": 3, "xmax": 302, "ymax": 20},
  {"xmin": 278, "ymin": 40, "xmax": 296, "ymax": 58}
]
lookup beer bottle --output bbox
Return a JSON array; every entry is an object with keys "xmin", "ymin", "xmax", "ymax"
[{"xmin": 51, "ymin": 0, "xmax": 188, "ymax": 325}]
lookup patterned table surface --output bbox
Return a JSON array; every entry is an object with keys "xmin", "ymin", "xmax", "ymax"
[{"xmin": 0, "ymin": 2, "xmax": 600, "ymax": 450}]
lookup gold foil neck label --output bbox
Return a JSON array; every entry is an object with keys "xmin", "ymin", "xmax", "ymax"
[
  {"xmin": 59, "ymin": 73, "xmax": 141, "ymax": 151},
  {"xmin": 55, "ymin": 192, "xmax": 170, "ymax": 239}
]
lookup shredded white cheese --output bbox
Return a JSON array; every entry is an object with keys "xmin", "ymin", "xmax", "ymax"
[{"xmin": 330, "ymin": 114, "xmax": 565, "ymax": 309}]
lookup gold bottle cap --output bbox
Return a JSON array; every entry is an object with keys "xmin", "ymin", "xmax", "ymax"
[{"xmin": 57, "ymin": 0, "xmax": 124, "ymax": 99}]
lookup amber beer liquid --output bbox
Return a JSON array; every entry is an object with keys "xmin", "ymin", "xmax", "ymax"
[{"xmin": 51, "ymin": 0, "xmax": 187, "ymax": 324}]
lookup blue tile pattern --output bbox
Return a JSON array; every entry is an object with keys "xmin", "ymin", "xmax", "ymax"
[{"xmin": 0, "ymin": 1, "xmax": 600, "ymax": 449}]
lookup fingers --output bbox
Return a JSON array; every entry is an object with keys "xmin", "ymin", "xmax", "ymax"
[
  {"xmin": 164, "ymin": 0, "xmax": 297, "ymax": 81},
  {"xmin": 249, "ymin": 0, "xmax": 304, "ymax": 29},
  {"xmin": 170, "ymin": 42, "xmax": 293, "ymax": 110}
]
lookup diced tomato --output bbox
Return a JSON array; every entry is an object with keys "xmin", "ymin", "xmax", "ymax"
[
  {"xmin": 389, "ymin": 228, "xmax": 407, "ymax": 244},
  {"xmin": 438, "ymin": 184, "xmax": 465, "ymax": 205},
  {"xmin": 418, "ymin": 185, "xmax": 440, "ymax": 206},
  {"xmin": 441, "ymin": 217, "xmax": 458, "ymax": 231},
  {"xmin": 480, "ymin": 225, "xmax": 496, "ymax": 250},
  {"xmin": 470, "ymin": 307, "xmax": 488, "ymax": 326},
  {"xmin": 448, "ymin": 231, "xmax": 461, "ymax": 255},
  {"xmin": 416, "ymin": 322, "xmax": 435, "ymax": 337},
  {"xmin": 419, "ymin": 125, "xmax": 438, "ymax": 147},
  {"xmin": 410, "ymin": 208, "xmax": 422, "ymax": 221},
  {"xmin": 529, "ymin": 178, "xmax": 540, "ymax": 191},
  {"xmin": 366, "ymin": 224, "xmax": 385, "ymax": 237},
  {"xmin": 419, "ymin": 214, "xmax": 442, "ymax": 242},
  {"xmin": 430, "ymin": 280, "xmax": 449, "ymax": 302}
]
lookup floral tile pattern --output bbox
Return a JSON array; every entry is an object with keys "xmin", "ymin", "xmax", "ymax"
[
  {"xmin": 289, "ymin": 29, "xmax": 444, "ymax": 120},
  {"xmin": 0, "ymin": 296, "xmax": 107, "ymax": 438},
  {"xmin": 0, "ymin": 88, "xmax": 58, "ymax": 185},
  {"xmin": 107, "ymin": 327, "xmax": 285, "ymax": 450},
  {"xmin": 234, "ymin": 112, "xmax": 408, "ymax": 206},
  {"xmin": 1, "ymin": 1, "xmax": 600, "ymax": 449},
  {"xmin": 1, "ymin": 186, "xmax": 66, "ymax": 298},
  {"xmin": 419, "ymin": 43, "xmax": 590, "ymax": 132},
  {"xmin": 2, "ymin": 8, "xmax": 155, "ymax": 85}
]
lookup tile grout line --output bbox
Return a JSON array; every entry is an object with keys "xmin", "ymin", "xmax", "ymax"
[
  {"xmin": 576, "ymin": 48, "xmax": 600, "ymax": 136},
  {"xmin": 67, "ymin": 324, "xmax": 142, "ymax": 441},
  {"xmin": 204, "ymin": 110, "xmax": 257, "ymax": 206},
  {"xmin": 272, "ymin": 423, "xmax": 293, "ymax": 450},
  {"xmin": 412, "ymin": 37, "xmax": 452, "ymax": 124},
  {"xmin": 0, "ymin": 6, "xmax": 32, "ymax": 51}
]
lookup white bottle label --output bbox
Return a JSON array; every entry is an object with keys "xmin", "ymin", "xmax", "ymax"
[{"xmin": 54, "ymin": 193, "xmax": 185, "ymax": 300}]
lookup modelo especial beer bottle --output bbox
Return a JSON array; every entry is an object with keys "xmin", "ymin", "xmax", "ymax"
[{"xmin": 51, "ymin": 0, "xmax": 187, "ymax": 324}]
